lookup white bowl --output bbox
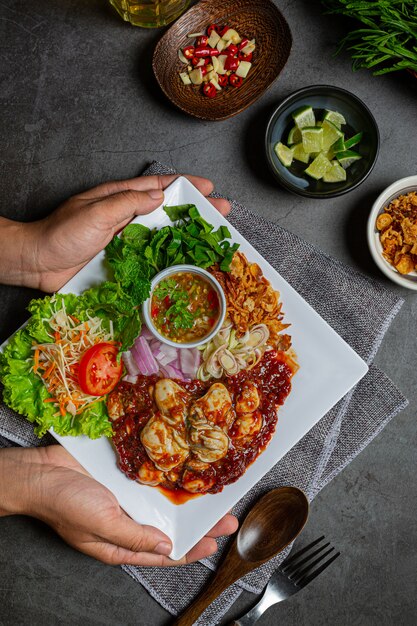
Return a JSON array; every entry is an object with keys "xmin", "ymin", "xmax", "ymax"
[
  {"xmin": 142, "ymin": 264, "xmax": 226, "ymax": 349},
  {"xmin": 367, "ymin": 175, "xmax": 417, "ymax": 290}
]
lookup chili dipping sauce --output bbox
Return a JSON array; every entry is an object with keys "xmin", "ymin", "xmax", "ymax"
[{"xmin": 150, "ymin": 271, "xmax": 220, "ymax": 343}]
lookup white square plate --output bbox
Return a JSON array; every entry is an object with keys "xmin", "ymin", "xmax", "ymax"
[{"xmin": 3, "ymin": 177, "xmax": 368, "ymax": 560}]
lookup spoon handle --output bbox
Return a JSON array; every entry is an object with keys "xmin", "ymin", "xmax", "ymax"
[{"xmin": 173, "ymin": 549, "xmax": 251, "ymax": 626}]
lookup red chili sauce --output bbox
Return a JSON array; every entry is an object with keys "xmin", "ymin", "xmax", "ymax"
[{"xmin": 110, "ymin": 350, "xmax": 294, "ymax": 500}]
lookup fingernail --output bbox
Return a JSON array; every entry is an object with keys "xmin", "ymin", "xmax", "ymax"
[
  {"xmin": 155, "ymin": 541, "xmax": 172, "ymax": 555},
  {"xmin": 148, "ymin": 189, "xmax": 164, "ymax": 200}
]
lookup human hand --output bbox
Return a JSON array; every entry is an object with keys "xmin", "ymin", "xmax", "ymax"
[
  {"xmin": 0, "ymin": 445, "xmax": 238, "ymax": 566},
  {"xmin": 24, "ymin": 174, "xmax": 231, "ymax": 292}
]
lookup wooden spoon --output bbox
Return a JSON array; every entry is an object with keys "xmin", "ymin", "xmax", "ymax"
[{"xmin": 173, "ymin": 486, "xmax": 309, "ymax": 626}]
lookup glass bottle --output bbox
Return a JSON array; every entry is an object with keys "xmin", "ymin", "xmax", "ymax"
[{"xmin": 109, "ymin": 0, "xmax": 190, "ymax": 28}]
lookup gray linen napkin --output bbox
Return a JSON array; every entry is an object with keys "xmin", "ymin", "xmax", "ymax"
[{"xmin": 0, "ymin": 161, "xmax": 408, "ymax": 626}]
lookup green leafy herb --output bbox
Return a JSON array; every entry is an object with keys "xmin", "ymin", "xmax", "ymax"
[
  {"xmin": 105, "ymin": 235, "xmax": 151, "ymax": 306},
  {"xmin": 154, "ymin": 279, "xmax": 195, "ymax": 330},
  {"xmin": 105, "ymin": 203, "xmax": 239, "ymax": 305},
  {"xmin": 322, "ymin": 0, "xmax": 417, "ymax": 75}
]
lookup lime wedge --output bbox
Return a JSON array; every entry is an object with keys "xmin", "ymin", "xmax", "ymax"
[
  {"xmin": 344, "ymin": 132, "xmax": 363, "ymax": 150},
  {"xmin": 292, "ymin": 142, "xmax": 310, "ymax": 164},
  {"xmin": 336, "ymin": 149, "xmax": 362, "ymax": 169},
  {"xmin": 292, "ymin": 105, "xmax": 315, "ymax": 129},
  {"xmin": 323, "ymin": 109, "xmax": 346, "ymax": 129},
  {"xmin": 301, "ymin": 126, "xmax": 323, "ymax": 153},
  {"xmin": 274, "ymin": 142, "xmax": 294, "ymax": 167},
  {"xmin": 331, "ymin": 136, "xmax": 346, "ymax": 154},
  {"xmin": 305, "ymin": 152, "xmax": 332, "ymax": 180},
  {"xmin": 323, "ymin": 160, "xmax": 347, "ymax": 182},
  {"xmin": 322, "ymin": 120, "xmax": 344, "ymax": 151},
  {"xmin": 287, "ymin": 125, "xmax": 302, "ymax": 145}
]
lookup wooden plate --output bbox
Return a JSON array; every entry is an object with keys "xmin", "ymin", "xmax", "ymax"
[{"xmin": 152, "ymin": 0, "xmax": 292, "ymax": 121}]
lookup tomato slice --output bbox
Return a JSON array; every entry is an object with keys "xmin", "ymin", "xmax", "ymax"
[{"xmin": 78, "ymin": 342, "xmax": 123, "ymax": 396}]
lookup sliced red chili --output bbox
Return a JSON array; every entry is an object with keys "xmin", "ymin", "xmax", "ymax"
[
  {"xmin": 226, "ymin": 44, "xmax": 238, "ymax": 56},
  {"xmin": 229, "ymin": 73, "xmax": 243, "ymax": 87},
  {"xmin": 239, "ymin": 38, "xmax": 249, "ymax": 50},
  {"xmin": 225, "ymin": 56, "xmax": 239, "ymax": 71},
  {"xmin": 191, "ymin": 56, "xmax": 203, "ymax": 66},
  {"xmin": 220, "ymin": 25, "xmax": 231, "ymax": 37},
  {"xmin": 197, "ymin": 35, "xmax": 208, "ymax": 47},
  {"xmin": 202, "ymin": 83, "xmax": 217, "ymax": 98},
  {"xmin": 201, "ymin": 65, "xmax": 208, "ymax": 76},
  {"xmin": 207, "ymin": 24, "xmax": 218, "ymax": 36},
  {"xmin": 239, "ymin": 51, "xmax": 253, "ymax": 62},
  {"xmin": 151, "ymin": 306, "xmax": 159, "ymax": 318},
  {"xmin": 195, "ymin": 46, "xmax": 211, "ymax": 58},
  {"xmin": 182, "ymin": 45, "xmax": 195, "ymax": 59},
  {"xmin": 217, "ymin": 74, "xmax": 228, "ymax": 87}
]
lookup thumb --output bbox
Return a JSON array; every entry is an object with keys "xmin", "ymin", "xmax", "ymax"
[
  {"xmin": 105, "ymin": 514, "xmax": 172, "ymax": 556},
  {"xmin": 90, "ymin": 188, "xmax": 165, "ymax": 227}
]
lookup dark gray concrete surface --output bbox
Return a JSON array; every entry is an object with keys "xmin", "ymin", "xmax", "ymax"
[{"xmin": 0, "ymin": 1, "xmax": 416, "ymax": 624}]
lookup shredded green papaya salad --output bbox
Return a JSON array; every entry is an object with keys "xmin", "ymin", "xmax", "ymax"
[
  {"xmin": 0, "ymin": 203, "xmax": 239, "ymax": 439},
  {"xmin": 0, "ymin": 283, "xmax": 142, "ymax": 438}
]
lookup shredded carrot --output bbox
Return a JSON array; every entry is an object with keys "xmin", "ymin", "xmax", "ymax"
[
  {"xmin": 33, "ymin": 349, "xmax": 40, "ymax": 373},
  {"xmin": 42, "ymin": 362, "xmax": 56, "ymax": 379},
  {"xmin": 76, "ymin": 396, "xmax": 103, "ymax": 413},
  {"xmin": 32, "ymin": 307, "xmax": 115, "ymax": 419}
]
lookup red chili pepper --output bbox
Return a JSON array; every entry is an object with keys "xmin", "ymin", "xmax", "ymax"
[
  {"xmin": 207, "ymin": 23, "xmax": 218, "ymax": 36},
  {"xmin": 201, "ymin": 65, "xmax": 208, "ymax": 76},
  {"xmin": 208, "ymin": 317, "xmax": 216, "ymax": 327},
  {"xmin": 225, "ymin": 55, "xmax": 239, "ymax": 71},
  {"xmin": 226, "ymin": 44, "xmax": 238, "ymax": 56},
  {"xmin": 202, "ymin": 83, "xmax": 217, "ymax": 98},
  {"xmin": 194, "ymin": 46, "xmax": 211, "ymax": 58},
  {"xmin": 220, "ymin": 25, "xmax": 231, "ymax": 37},
  {"xmin": 197, "ymin": 35, "xmax": 208, "ymax": 47},
  {"xmin": 191, "ymin": 56, "xmax": 202, "ymax": 66},
  {"xmin": 164, "ymin": 296, "xmax": 171, "ymax": 308},
  {"xmin": 182, "ymin": 45, "xmax": 195, "ymax": 59},
  {"xmin": 195, "ymin": 46, "xmax": 219, "ymax": 57},
  {"xmin": 151, "ymin": 306, "xmax": 159, "ymax": 318},
  {"xmin": 239, "ymin": 38, "xmax": 249, "ymax": 50},
  {"xmin": 238, "ymin": 51, "xmax": 253, "ymax": 62},
  {"xmin": 217, "ymin": 74, "xmax": 228, "ymax": 87},
  {"xmin": 229, "ymin": 73, "xmax": 243, "ymax": 87}
]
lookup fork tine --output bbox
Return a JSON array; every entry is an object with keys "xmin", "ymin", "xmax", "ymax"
[
  {"xmin": 282, "ymin": 542, "xmax": 331, "ymax": 575},
  {"xmin": 291, "ymin": 547, "xmax": 336, "ymax": 583},
  {"xmin": 280, "ymin": 535, "xmax": 326, "ymax": 570},
  {"xmin": 297, "ymin": 551, "xmax": 341, "ymax": 588}
]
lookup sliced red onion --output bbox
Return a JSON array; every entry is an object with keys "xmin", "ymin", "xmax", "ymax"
[
  {"xmin": 133, "ymin": 336, "xmax": 159, "ymax": 375},
  {"xmin": 122, "ymin": 374, "xmax": 138, "ymax": 384},
  {"xmin": 122, "ymin": 351, "xmax": 140, "ymax": 377},
  {"xmin": 163, "ymin": 364, "xmax": 185, "ymax": 380},
  {"xmin": 140, "ymin": 325, "xmax": 154, "ymax": 340},
  {"xmin": 180, "ymin": 348, "xmax": 201, "ymax": 378}
]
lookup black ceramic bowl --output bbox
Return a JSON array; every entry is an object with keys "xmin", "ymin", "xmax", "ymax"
[{"xmin": 265, "ymin": 85, "xmax": 380, "ymax": 198}]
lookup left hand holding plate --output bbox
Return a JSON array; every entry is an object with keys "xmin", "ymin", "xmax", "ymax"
[
  {"xmin": 17, "ymin": 174, "xmax": 231, "ymax": 293},
  {"xmin": 0, "ymin": 445, "xmax": 238, "ymax": 566}
]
